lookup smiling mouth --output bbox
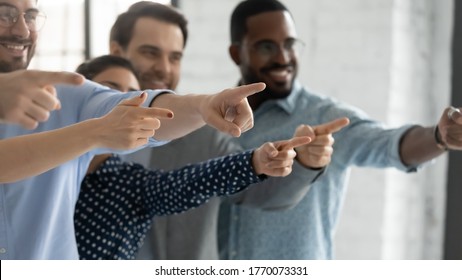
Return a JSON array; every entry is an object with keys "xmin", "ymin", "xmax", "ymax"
[
  {"xmin": 264, "ymin": 67, "xmax": 293, "ymax": 82},
  {"xmin": 142, "ymin": 79, "xmax": 170, "ymax": 90},
  {"xmin": 268, "ymin": 68, "xmax": 291, "ymax": 76},
  {"xmin": 5, "ymin": 44, "xmax": 25, "ymax": 50},
  {"xmin": 0, "ymin": 43, "xmax": 28, "ymax": 54}
]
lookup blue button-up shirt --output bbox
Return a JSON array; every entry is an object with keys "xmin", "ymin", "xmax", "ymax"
[
  {"xmin": 219, "ymin": 81, "xmax": 416, "ymax": 260},
  {"xmin": 0, "ymin": 80, "xmax": 168, "ymax": 259}
]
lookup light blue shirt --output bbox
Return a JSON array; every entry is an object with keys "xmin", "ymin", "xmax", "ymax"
[
  {"xmin": 0, "ymin": 80, "xmax": 169, "ymax": 260},
  {"xmin": 219, "ymin": 81, "xmax": 417, "ymax": 260}
]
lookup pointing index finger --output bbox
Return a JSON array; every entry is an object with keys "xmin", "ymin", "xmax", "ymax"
[
  {"xmin": 147, "ymin": 107, "xmax": 174, "ymax": 119},
  {"xmin": 230, "ymin": 82, "xmax": 266, "ymax": 100},
  {"xmin": 278, "ymin": 136, "xmax": 312, "ymax": 151},
  {"xmin": 34, "ymin": 70, "xmax": 85, "ymax": 87},
  {"xmin": 314, "ymin": 117, "xmax": 350, "ymax": 135}
]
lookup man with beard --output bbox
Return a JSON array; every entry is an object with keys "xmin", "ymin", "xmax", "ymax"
[
  {"xmin": 110, "ymin": 2, "xmax": 348, "ymax": 260},
  {"xmin": 0, "ymin": 0, "xmax": 268, "ymax": 260},
  {"xmin": 216, "ymin": 0, "xmax": 462, "ymax": 259}
]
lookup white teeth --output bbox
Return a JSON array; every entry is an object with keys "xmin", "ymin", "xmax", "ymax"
[
  {"xmin": 269, "ymin": 69, "xmax": 289, "ymax": 77},
  {"xmin": 5, "ymin": 44, "xmax": 25, "ymax": 51}
]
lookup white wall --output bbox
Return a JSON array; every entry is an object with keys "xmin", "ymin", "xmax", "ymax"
[{"xmin": 179, "ymin": 0, "xmax": 452, "ymax": 259}]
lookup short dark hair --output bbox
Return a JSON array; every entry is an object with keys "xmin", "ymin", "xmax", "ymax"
[
  {"xmin": 110, "ymin": 1, "xmax": 188, "ymax": 49},
  {"xmin": 75, "ymin": 55, "xmax": 137, "ymax": 81},
  {"xmin": 230, "ymin": 0, "xmax": 290, "ymax": 44}
]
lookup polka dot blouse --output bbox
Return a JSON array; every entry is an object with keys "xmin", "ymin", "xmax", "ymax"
[{"xmin": 74, "ymin": 150, "xmax": 263, "ymax": 260}]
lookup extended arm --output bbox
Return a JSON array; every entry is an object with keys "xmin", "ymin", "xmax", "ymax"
[
  {"xmin": 229, "ymin": 117, "xmax": 350, "ymax": 210},
  {"xmin": 400, "ymin": 106, "xmax": 462, "ymax": 166},
  {"xmin": 142, "ymin": 151, "xmax": 262, "ymax": 217},
  {"xmin": 139, "ymin": 135, "xmax": 310, "ymax": 216},
  {"xmin": 0, "ymin": 94, "xmax": 172, "ymax": 183},
  {"xmin": 149, "ymin": 83, "xmax": 265, "ymax": 140}
]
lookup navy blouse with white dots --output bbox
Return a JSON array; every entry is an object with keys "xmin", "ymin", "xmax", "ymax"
[{"xmin": 74, "ymin": 150, "xmax": 263, "ymax": 260}]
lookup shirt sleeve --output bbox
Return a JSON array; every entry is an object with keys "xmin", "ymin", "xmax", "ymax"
[
  {"xmin": 97, "ymin": 151, "xmax": 265, "ymax": 217},
  {"xmin": 226, "ymin": 161, "xmax": 324, "ymax": 210},
  {"xmin": 56, "ymin": 80, "xmax": 173, "ymax": 155},
  {"xmin": 124, "ymin": 151, "xmax": 264, "ymax": 217}
]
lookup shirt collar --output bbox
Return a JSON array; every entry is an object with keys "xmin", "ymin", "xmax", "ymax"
[{"xmin": 269, "ymin": 80, "xmax": 303, "ymax": 115}]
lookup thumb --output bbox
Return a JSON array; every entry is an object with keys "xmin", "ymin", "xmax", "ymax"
[
  {"xmin": 262, "ymin": 142, "xmax": 279, "ymax": 158},
  {"xmin": 447, "ymin": 106, "xmax": 462, "ymax": 124},
  {"xmin": 119, "ymin": 91, "xmax": 148, "ymax": 107},
  {"xmin": 294, "ymin": 124, "xmax": 316, "ymax": 138},
  {"xmin": 43, "ymin": 84, "xmax": 61, "ymax": 110}
]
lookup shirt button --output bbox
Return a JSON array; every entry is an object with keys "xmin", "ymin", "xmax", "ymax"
[
  {"xmin": 233, "ymin": 216, "xmax": 239, "ymax": 221},
  {"xmin": 0, "ymin": 248, "xmax": 6, "ymax": 254}
]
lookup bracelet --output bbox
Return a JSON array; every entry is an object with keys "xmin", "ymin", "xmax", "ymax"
[{"xmin": 433, "ymin": 125, "xmax": 448, "ymax": 151}]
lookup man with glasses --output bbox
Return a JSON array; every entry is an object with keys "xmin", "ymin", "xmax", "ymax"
[
  {"xmin": 0, "ymin": 0, "xmax": 267, "ymax": 260},
  {"xmin": 216, "ymin": 0, "xmax": 462, "ymax": 259},
  {"xmin": 0, "ymin": 2, "xmax": 45, "ymax": 72}
]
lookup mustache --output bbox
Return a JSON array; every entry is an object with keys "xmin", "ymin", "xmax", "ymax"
[
  {"xmin": 0, "ymin": 36, "xmax": 32, "ymax": 45},
  {"xmin": 261, "ymin": 63, "xmax": 294, "ymax": 72}
]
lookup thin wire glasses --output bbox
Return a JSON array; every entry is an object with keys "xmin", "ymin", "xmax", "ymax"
[
  {"xmin": 0, "ymin": 5, "xmax": 46, "ymax": 32},
  {"xmin": 252, "ymin": 38, "xmax": 305, "ymax": 60}
]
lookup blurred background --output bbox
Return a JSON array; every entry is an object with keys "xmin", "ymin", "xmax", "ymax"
[{"xmin": 31, "ymin": 0, "xmax": 461, "ymax": 260}]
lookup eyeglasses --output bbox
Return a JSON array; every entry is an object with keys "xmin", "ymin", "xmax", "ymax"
[
  {"xmin": 0, "ymin": 5, "xmax": 46, "ymax": 32},
  {"xmin": 251, "ymin": 38, "xmax": 305, "ymax": 60}
]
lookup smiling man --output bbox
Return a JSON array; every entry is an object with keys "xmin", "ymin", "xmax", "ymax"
[
  {"xmin": 0, "ymin": 0, "xmax": 42, "ymax": 72},
  {"xmin": 109, "ymin": 1, "xmax": 185, "ymax": 91},
  {"xmin": 217, "ymin": 0, "xmax": 462, "ymax": 260}
]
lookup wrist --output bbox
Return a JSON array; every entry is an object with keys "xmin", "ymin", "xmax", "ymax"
[
  {"xmin": 81, "ymin": 118, "xmax": 105, "ymax": 150},
  {"xmin": 433, "ymin": 125, "xmax": 448, "ymax": 151}
]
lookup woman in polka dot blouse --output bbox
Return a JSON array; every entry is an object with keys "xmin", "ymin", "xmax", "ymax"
[{"xmin": 73, "ymin": 56, "xmax": 311, "ymax": 259}]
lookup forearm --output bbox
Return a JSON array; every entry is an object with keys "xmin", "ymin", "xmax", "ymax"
[
  {"xmin": 145, "ymin": 150, "xmax": 262, "ymax": 217},
  {"xmin": 400, "ymin": 125, "xmax": 446, "ymax": 166},
  {"xmin": 150, "ymin": 93, "xmax": 207, "ymax": 140},
  {"xmin": 229, "ymin": 161, "xmax": 321, "ymax": 210},
  {"xmin": 0, "ymin": 119, "xmax": 101, "ymax": 183}
]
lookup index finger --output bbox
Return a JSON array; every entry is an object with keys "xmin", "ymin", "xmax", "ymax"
[
  {"xmin": 278, "ymin": 136, "xmax": 312, "ymax": 151},
  {"xmin": 314, "ymin": 117, "xmax": 350, "ymax": 135},
  {"xmin": 145, "ymin": 107, "xmax": 174, "ymax": 119},
  {"xmin": 32, "ymin": 70, "xmax": 85, "ymax": 87},
  {"xmin": 228, "ymin": 82, "xmax": 266, "ymax": 101}
]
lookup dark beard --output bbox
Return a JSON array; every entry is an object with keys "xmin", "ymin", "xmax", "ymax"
[
  {"xmin": 0, "ymin": 36, "xmax": 34, "ymax": 72},
  {"xmin": 242, "ymin": 64, "xmax": 294, "ymax": 100},
  {"xmin": 0, "ymin": 61, "xmax": 23, "ymax": 73},
  {"xmin": 240, "ymin": 68, "xmax": 294, "ymax": 110}
]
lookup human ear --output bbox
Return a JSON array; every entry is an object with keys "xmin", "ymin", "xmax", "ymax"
[
  {"xmin": 229, "ymin": 44, "xmax": 241, "ymax": 65},
  {"xmin": 109, "ymin": 41, "xmax": 124, "ymax": 56}
]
